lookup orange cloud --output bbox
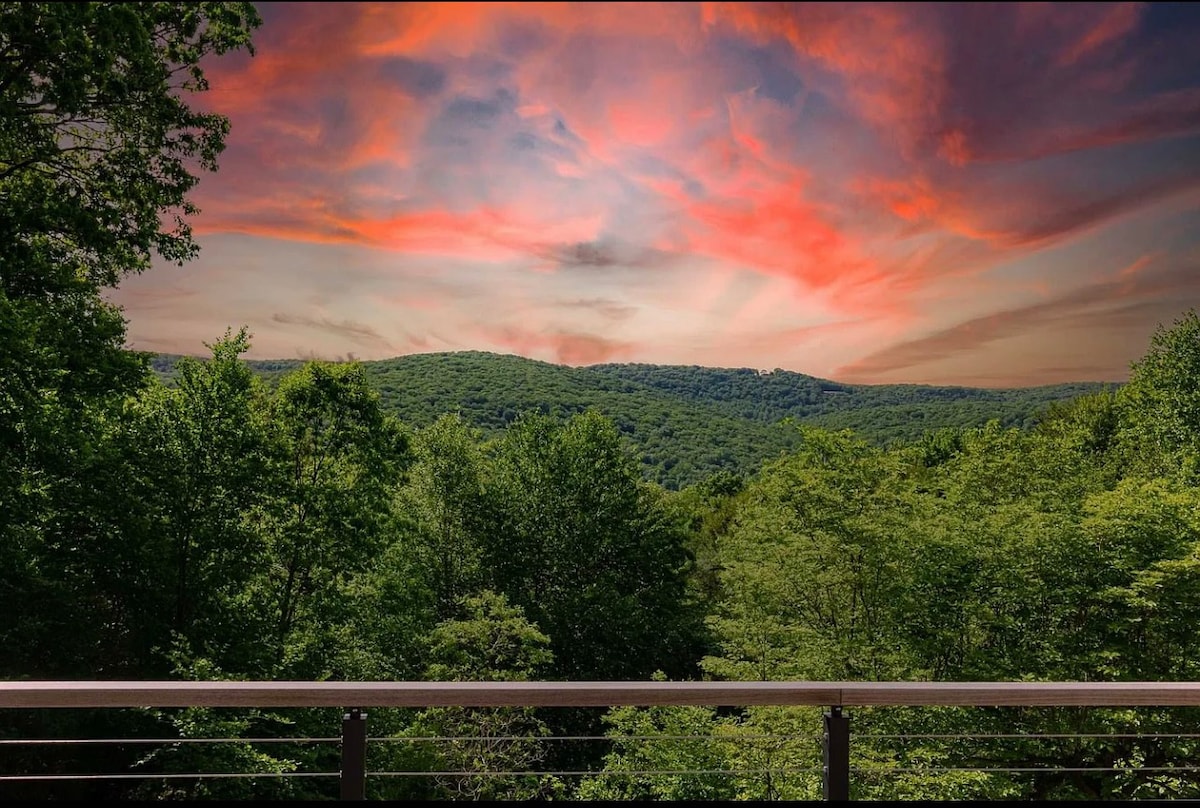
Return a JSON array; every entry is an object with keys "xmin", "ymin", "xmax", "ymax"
[{"xmin": 139, "ymin": 2, "xmax": 1200, "ymax": 387}]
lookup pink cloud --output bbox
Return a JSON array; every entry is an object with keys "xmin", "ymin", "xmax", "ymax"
[
  {"xmin": 1056, "ymin": 2, "xmax": 1146, "ymax": 67},
  {"xmin": 483, "ymin": 325, "xmax": 636, "ymax": 365},
  {"xmin": 122, "ymin": 1, "xmax": 1200, "ymax": 387}
]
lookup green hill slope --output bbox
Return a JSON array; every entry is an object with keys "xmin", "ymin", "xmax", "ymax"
[{"xmin": 149, "ymin": 351, "xmax": 1116, "ymax": 488}]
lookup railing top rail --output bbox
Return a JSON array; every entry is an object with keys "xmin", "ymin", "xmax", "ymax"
[{"xmin": 4, "ymin": 681, "xmax": 1200, "ymax": 709}]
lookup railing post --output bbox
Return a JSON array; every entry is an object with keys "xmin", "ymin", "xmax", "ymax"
[
  {"xmin": 823, "ymin": 705, "xmax": 850, "ymax": 801},
  {"xmin": 340, "ymin": 708, "xmax": 367, "ymax": 800}
]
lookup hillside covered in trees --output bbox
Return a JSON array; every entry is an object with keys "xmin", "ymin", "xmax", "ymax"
[
  {"xmin": 9, "ymin": 311, "xmax": 1200, "ymax": 801},
  {"xmin": 7, "ymin": 3, "xmax": 1200, "ymax": 802},
  {"xmin": 149, "ymin": 351, "xmax": 1113, "ymax": 488}
]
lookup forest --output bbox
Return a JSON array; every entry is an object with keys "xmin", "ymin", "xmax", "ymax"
[
  {"xmin": 5, "ymin": 2, "xmax": 1200, "ymax": 801},
  {"xmin": 150, "ymin": 351, "xmax": 1112, "ymax": 489}
]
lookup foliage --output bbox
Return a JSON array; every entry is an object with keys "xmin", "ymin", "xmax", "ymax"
[
  {"xmin": 114, "ymin": 327, "xmax": 275, "ymax": 675},
  {"xmin": 576, "ymin": 701, "xmax": 743, "ymax": 801},
  {"xmin": 0, "ymin": 1, "xmax": 260, "ymax": 681},
  {"xmin": 10, "ymin": 304, "xmax": 1200, "ymax": 799},
  {"xmin": 150, "ymin": 350, "xmax": 1113, "ymax": 488},
  {"xmin": 257, "ymin": 360, "xmax": 411, "ymax": 677},
  {"xmin": 1120, "ymin": 309, "xmax": 1200, "ymax": 479},
  {"xmin": 131, "ymin": 651, "xmax": 315, "ymax": 801},
  {"xmin": 400, "ymin": 416, "xmax": 491, "ymax": 621},
  {"xmin": 484, "ymin": 411, "xmax": 704, "ymax": 681},
  {"xmin": 387, "ymin": 592, "xmax": 561, "ymax": 801},
  {"xmin": 704, "ymin": 427, "xmax": 923, "ymax": 682}
]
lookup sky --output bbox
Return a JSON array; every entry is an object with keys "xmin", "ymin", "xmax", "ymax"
[{"xmin": 109, "ymin": 1, "xmax": 1200, "ymax": 387}]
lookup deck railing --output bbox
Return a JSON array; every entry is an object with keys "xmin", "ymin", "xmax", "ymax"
[{"xmin": 4, "ymin": 680, "xmax": 1200, "ymax": 800}]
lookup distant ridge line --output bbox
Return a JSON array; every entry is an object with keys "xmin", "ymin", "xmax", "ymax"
[{"xmin": 146, "ymin": 349, "xmax": 1124, "ymax": 392}]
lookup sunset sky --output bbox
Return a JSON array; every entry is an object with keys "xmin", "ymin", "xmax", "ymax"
[{"xmin": 109, "ymin": 1, "xmax": 1200, "ymax": 386}]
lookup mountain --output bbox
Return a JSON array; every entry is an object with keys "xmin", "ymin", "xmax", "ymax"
[{"xmin": 149, "ymin": 351, "xmax": 1117, "ymax": 488}]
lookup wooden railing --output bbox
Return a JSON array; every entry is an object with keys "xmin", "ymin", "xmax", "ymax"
[
  {"xmin": 4, "ymin": 680, "xmax": 1200, "ymax": 800},
  {"xmin": 9, "ymin": 680, "xmax": 1200, "ymax": 708}
]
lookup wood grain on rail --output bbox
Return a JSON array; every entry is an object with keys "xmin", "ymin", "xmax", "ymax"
[{"xmin": 3, "ymin": 680, "xmax": 1200, "ymax": 709}]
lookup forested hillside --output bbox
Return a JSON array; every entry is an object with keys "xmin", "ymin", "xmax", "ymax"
[
  {"xmin": 11, "ymin": 312, "xmax": 1200, "ymax": 801},
  {"xmin": 149, "ymin": 351, "xmax": 1113, "ymax": 488}
]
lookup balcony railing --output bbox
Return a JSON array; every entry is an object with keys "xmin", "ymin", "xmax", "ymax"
[{"xmin": 4, "ymin": 681, "xmax": 1200, "ymax": 800}]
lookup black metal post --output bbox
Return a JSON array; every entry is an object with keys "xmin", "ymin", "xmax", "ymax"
[
  {"xmin": 823, "ymin": 705, "xmax": 850, "ymax": 801},
  {"xmin": 340, "ymin": 708, "xmax": 367, "ymax": 800}
]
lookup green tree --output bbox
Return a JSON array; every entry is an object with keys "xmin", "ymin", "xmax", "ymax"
[
  {"xmin": 0, "ymin": 2, "xmax": 259, "ymax": 281},
  {"xmin": 258, "ymin": 361, "xmax": 411, "ymax": 677},
  {"xmin": 666, "ymin": 470, "xmax": 746, "ymax": 607},
  {"xmin": 115, "ymin": 327, "xmax": 274, "ymax": 674},
  {"xmin": 1083, "ymin": 477, "xmax": 1200, "ymax": 679},
  {"xmin": 485, "ymin": 411, "xmax": 702, "ymax": 681},
  {"xmin": 577, "ymin": 700, "xmax": 740, "ymax": 802},
  {"xmin": 388, "ymin": 591, "xmax": 560, "ymax": 801},
  {"xmin": 1120, "ymin": 309, "xmax": 1200, "ymax": 478},
  {"xmin": 0, "ymin": 1, "xmax": 260, "ymax": 676},
  {"xmin": 705, "ymin": 427, "xmax": 920, "ymax": 682},
  {"xmin": 401, "ymin": 415, "xmax": 491, "ymax": 621}
]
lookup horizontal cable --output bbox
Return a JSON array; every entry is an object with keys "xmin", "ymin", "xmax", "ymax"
[
  {"xmin": 852, "ymin": 766, "xmax": 1200, "ymax": 774},
  {"xmin": 369, "ymin": 768, "xmax": 824, "ymax": 777},
  {"xmin": 369, "ymin": 733, "xmax": 821, "ymax": 743},
  {"xmin": 11, "ymin": 766, "xmax": 1198, "ymax": 782},
  {"xmin": 0, "ymin": 737, "xmax": 338, "ymax": 746},
  {"xmin": 861, "ymin": 733, "xmax": 1200, "ymax": 740},
  {"xmin": 8, "ymin": 732, "xmax": 1195, "ymax": 746},
  {"xmin": 0, "ymin": 772, "xmax": 338, "ymax": 782}
]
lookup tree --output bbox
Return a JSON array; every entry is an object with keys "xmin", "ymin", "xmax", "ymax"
[
  {"xmin": 0, "ymin": 0, "xmax": 260, "ymax": 675},
  {"xmin": 577, "ymin": 698, "xmax": 741, "ymax": 802},
  {"xmin": 115, "ymin": 327, "xmax": 275, "ymax": 675},
  {"xmin": 400, "ymin": 415, "xmax": 491, "ymax": 621},
  {"xmin": 1120, "ymin": 309, "xmax": 1200, "ymax": 479},
  {"xmin": 1, "ymin": 0, "xmax": 262, "ymax": 457},
  {"xmin": 388, "ymin": 591, "xmax": 560, "ymax": 801},
  {"xmin": 705, "ymin": 427, "xmax": 920, "ymax": 683},
  {"xmin": 665, "ymin": 470, "xmax": 746, "ymax": 607},
  {"xmin": 1082, "ymin": 477, "xmax": 1200, "ymax": 679},
  {"xmin": 485, "ymin": 411, "xmax": 702, "ymax": 681},
  {"xmin": 258, "ymin": 361, "xmax": 411, "ymax": 676},
  {"xmin": 0, "ymin": 2, "xmax": 260, "ymax": 283}
]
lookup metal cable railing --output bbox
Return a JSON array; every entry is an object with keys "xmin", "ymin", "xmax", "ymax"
[
  {"xmin": 367, "ymin": 733, "xmax": 825, "ymax": 742},
  {"xmin": 0, "ymin": 772, "xmax": 340, "ymax": 782},
  {"xmin": 861, "ymin": 732, "xmax": 1200, "ymax": 739},
  {"xmin": 853, "ymin": 766, "xmax": 1200, "ymax": 773},
  {"xmin": 368, "ymin": 767, "xmax": 827, "ymax": 777},
  {"xmin": 4, "ymin": 681, "xmax": 1200, "ymax": 800},
  {"xmin": 0, "ymin": 736, "xmax": 339, "ymax": 745}
]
